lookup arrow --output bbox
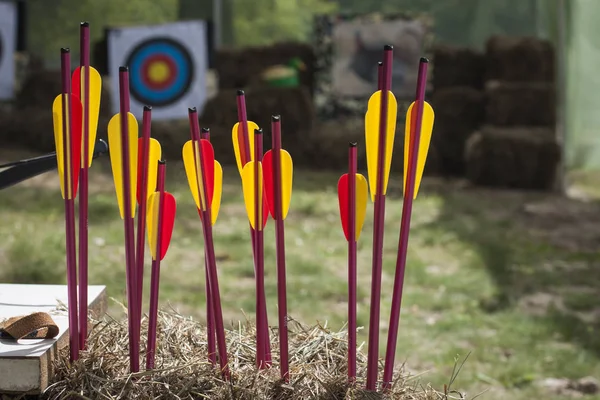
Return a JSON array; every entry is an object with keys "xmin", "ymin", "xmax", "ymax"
[
  {"xmin": 383, "ymin": 58, "xmax": 434, "ymax": 389},
  {"xmin": 235, "ymin": 90, "xmax": 272, "ymax": 365},
  {"xmin": 337, "ymin": 142, "xmax": 368, "ymax": 382},
  {"xmin": 146, "ymin": 160, "xmax": 176, "ymax": 370},
  {"xmin": 72, "ymin": 21, "xmax": 102, "ymax": 351},
  {"xmin": 52, "ymin": 47, "xmax": 82, "ymax": 362},
  {"xmin": 365, "ymin": 45, "xmax": 396, "ymax": 391},
  {"xmin": 241, "ymin": 128, "xmax": 270, "ymax": 368},
  {"xmin": 200, "ymin": 127, "xmax": 217, "ymax": 365},
  {"xmin": 107, "ymin": 66, "xmax": 140, "ymax": 373},
  {"xmin": 403, "ymin": 100, "xmax": 434, "ymax": 199},
  {"xmin": 184, "ymin": 108, "xmax": 229, "ymax": 380},
  {"xmin": 262, "ymin": 115, "xmax": 293, "ymax": 380},
  {"xmin": 135, "ymin": 106, "xmax": 162, "ymax": 342}
]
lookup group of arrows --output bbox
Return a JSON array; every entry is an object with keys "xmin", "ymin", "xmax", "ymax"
[
  {"xmin": 52, "ymin": 23, "xmax": 178, "ymax": 371},
  {"xmin": 51, "ymin": 22, "xmax": 434, "ymax": 392},
  {"xmin": 337, "ymin": 48, "xmax": 434, "ymax": 390}
]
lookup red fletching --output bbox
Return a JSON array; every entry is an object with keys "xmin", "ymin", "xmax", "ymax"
[
  {"xmin": 262, "ymin": 150, "xmax": 275, "ymax": 219},
  {"xmin": 337, "ymin": 173, "xmax": 350, "ymax": 241},
  {"xmin": 158, "ymin": 192, "xmax": 176, "ymax": 260},
  {"xmin": 200, "ymin": 139, "xmax": 215, "ymax": 208},
  {"xmin": 70, "ymin": 95, "xmax": 83, "ymax": 196}
]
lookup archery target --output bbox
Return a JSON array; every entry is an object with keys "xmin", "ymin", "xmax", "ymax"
[
  {"xmin": 0, "ymin": 1, "xmax": 16, "ymax": 100},
  {"xmin": 108, "ymin": 21, "xmax": 208, "ymax": 121}
]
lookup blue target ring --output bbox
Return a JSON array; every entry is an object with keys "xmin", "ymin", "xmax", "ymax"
[{"xmin": 126, "ymin": 37, "xmax": 194, "ymax": 107}]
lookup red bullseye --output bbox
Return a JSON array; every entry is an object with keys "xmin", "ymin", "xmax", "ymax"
[{"xmin": 141, "ymin": 54, "xmax": 178, "ymax": 90}]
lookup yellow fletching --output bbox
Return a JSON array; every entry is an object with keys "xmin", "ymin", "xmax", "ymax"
[
  {"xmin": 108, "ymin": 112, "xmax": 139, "ymax": 219},
  {"xmin": 147, "ymin": 191, "xmax": 160, "ymax": 260},
  {"xmin": 212, "ymin": 161, "xmax": 223, "ymax": 225},
  {"xmin": 232, "ymin": 121, "xmax": 259, "ymax": 175},
  {"xmin": 80, "ymin": 66, "xmax": 102, "ymax": 168},
  {"xmin": 355, "ymin": 174, "xmax": 369, "ymax": 241},
  {"xmin": 144, "ymin": 138, "xmax": 162, "ymax": 200},
  {"xmin": 52, "ymin": 95, "xmax": 68, "ymax": 199},
  {"xmin": 403, "ymin": 101, "xmax": 435, "ymax": 199},
  {"xmin": 280, "ymin": 150, "xmax": 293, "ymax": 220},
  {"xmin": 241, "ymin": 161, "xmax": 264, "ymax": 230},
  {"xmin": 183, "ymin": 140, "xmax": 204, "ymax": 210},
  {"xmin": 52, "ymin": 94, "xmax": 79, "ymax": 200},
  {"xmin": 365, "ymin": 90, "xmax": 398, "ymax": 201}
]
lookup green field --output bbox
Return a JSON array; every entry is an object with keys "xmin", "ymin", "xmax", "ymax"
[{"xmin": 1, "ymin": 154, "xmax": 599, "ymax": 399}]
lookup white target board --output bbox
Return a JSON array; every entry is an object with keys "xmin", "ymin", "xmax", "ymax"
[
  {"xmin": 0, "ymin": 1, "xmax": 16, "ymax": 100},
  {"xmin": 108, "ymin": 21, "xmax": 208, "ymax": 121}
]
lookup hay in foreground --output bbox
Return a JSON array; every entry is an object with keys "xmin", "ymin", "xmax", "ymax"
[{"xmin": 45, "ymin": 309, "xmax": 449, "ymax": 399}]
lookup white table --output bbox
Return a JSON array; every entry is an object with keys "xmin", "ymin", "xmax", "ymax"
[{"xmin": 0, "ymin": 284, "xmax": 106, "ymax": 394}]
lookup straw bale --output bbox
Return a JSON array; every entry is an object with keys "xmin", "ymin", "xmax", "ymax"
[
  {"xmin": 485, "ymin": 36, "xmax": 554, "ymax": 83},
  {"xmin": 465, "ymin": 126, "xmax": 560, "ymax": 190},
  {"xmin": 42, "ymin": 310, "xmax": 447, "ymax": 399},
  {"xmin": 485, "ymin": 81, "xmax": 555, "ymax": 127},
  {"xmin": 216, "ymin": 42, "xmax": 316, "ymax": 92},
  {"xmin": 431, "ymin": 87, "xmax": 485, "ymax": 175},
  {"xmin": 432, "ymin": 45, "xmax": 485, "ymax": 89}
]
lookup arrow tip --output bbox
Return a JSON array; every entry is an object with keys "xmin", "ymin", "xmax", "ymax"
[
  {"xmin": 255, "ymin": 128, "xmax": 263, "ymax": 135},
  {"xmin": 61, "ymin": 47, "xmax": 70, "ymax": 54},
  {"xmin": 384, "ymin": 44, "xmax": 393, "ymax": 51},
  {"xmin": 158, "ymin": 159, "xmax": 166, "ymax": 165},
  {"xmin": 420, "ymin": 57, "xmax": 429, "ymax": 64},
  {"xmin": 119, "ymin": 66, "xmax": 128, "ymax": 72},
  {"xmin": 378, "ymin": 61, "xmax": 383, "ymax": 66},
  {"xmin": 349, "ymin": 142, "xmax": 357, "ymax": 148},
  {"xmin": 80, "ymin": 21, "xmax": 89, "ymax": 27},
  {"xmin": 188, "ymin": 107, "xmax": 197, "ymax": 114},
  {"xmin": 271, "ymin": 115, "xmax": 280, "ymax": 122},
  {"xmin": 201, "ymin": 127, "xmax": 210, "ymax": 134},
  {"xmin": 144, "ymin": 105, "xmax": 152, "ymax": 111},
  {"xmin": 237, "ymin": 89, "xmax": 245, "ymax": 96}
]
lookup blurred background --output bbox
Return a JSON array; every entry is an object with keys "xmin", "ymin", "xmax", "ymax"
[{"xmin": 1, "ymin": 1, "xmax": 599, "ymax": 399}]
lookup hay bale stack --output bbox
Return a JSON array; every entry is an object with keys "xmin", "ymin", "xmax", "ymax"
[
  {"xmin": 215, "ymin": 42, "xmax": 315, "ymax": 91},
  {"xmin": 485, "ymin": 36, "xmax": 554, "ymax": 83},
  {"xmin": 200, "ymin": 86, "xmax": 315, "ymax": 141},
  {"xmin": 432, "ymin": 45, "xmax": 485, "ymax": 89},
  {"xmin": 465, "ymin": 126, "xmax": 560, "ymax": 190},
  {"xmin": 0, "ymin": 107, "xmax": 55, "ymax": 152},
  {"xmin": 15, "ymin": 70, "xmax": 112, "ymax": 117},
  {"xmin": 485, "ymin": 80, "xmax": 555, "ymax": 126},
  {"xmin": 431, "ymin": 86, "xmax": 486, "ymax": 175}
]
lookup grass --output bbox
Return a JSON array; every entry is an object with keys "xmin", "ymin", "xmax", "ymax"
[{"xmin": 1, "ymin": 154, "xmax": 600, "ymax": 399}]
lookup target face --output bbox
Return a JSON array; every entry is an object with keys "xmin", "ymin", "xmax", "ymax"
[
  {"xmin": 108, "ymin": 21, "xmax": 208, "ymax": 121},
  {"xmin": 126, "ymin": 38, "xmax": 194, "ymax": 107},
  {"xmin": 0, "ymin": 1, "xmax": 16, "ymax": 100}
]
